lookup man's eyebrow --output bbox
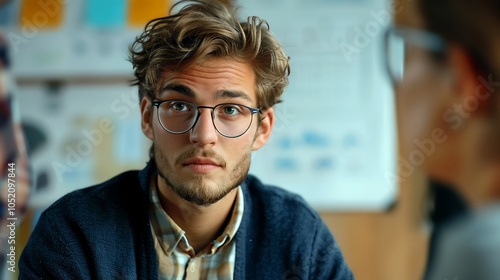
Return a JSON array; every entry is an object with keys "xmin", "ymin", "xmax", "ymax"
[
  {"xmin": 216, "ymin": 90, "xmax": 253, "ymax": 103},
  {"xmin": 160, "ymin": 84, "xmax": 195, "ymax": 98}
]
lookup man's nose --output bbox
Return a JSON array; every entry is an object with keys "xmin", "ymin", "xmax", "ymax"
[{"xmin": 189, "ymin": 109, "xmax": 218, "ymax": 147}]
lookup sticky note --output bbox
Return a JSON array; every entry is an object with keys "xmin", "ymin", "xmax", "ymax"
[
  {"xmin": 128, "ymin": 0, "xmax": 170, "ymax": 27},
  {"xmin": 87, "ymin": 0, "xmax": 126, "ymax": 28},
  {"xmin": 19, "ymin": 0, "xmax": 64, "ymax": 29},
  {"xmin": 0, "ymin": 0, "xmax": 17, "ymax": 27}
]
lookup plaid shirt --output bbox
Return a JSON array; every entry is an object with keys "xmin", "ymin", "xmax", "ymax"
[{"xmin": 149, "ymin": 182, "xmax": 244, "ymax": 280}]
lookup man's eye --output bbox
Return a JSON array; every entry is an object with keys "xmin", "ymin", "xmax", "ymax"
[
  {"xmin": 171, "ymin": 102, "xmax": 189, "ymax": 111},
  {"xmin": 221, "ymin": 105, "xmax": 240, "ymax": 115}
]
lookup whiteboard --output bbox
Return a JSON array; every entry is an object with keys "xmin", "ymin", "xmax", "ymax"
[{"xmin": 240, "ymin": 0, "xmax": 398, "ymax": 211}]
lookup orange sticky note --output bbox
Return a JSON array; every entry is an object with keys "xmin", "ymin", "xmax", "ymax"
[
  {"xmin": 19, "ymin": 0, "xmax": 64, "ymax": 29},
  {"xmin": 128, "ymin": 0, "xmax": 171, "ymax": 27}
]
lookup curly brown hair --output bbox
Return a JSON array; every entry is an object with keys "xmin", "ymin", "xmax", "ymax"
[{"xmin": 129, "ymin": 0, "xmax": 290, "ymax": 109}]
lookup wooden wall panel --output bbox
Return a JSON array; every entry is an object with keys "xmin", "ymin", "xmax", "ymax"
[{"xmin": 320, "ymin": 170, "xmax": 429, "ymax": 280}]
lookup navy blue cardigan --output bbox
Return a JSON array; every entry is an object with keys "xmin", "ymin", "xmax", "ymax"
[{"xmin": 19, "ymin": 161, "xmax": 354, "ymax": 279}]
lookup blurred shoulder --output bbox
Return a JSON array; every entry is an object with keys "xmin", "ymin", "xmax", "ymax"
[{"xmin": 429, "ymin": 203, "xmax": 500, "ymax": 280}]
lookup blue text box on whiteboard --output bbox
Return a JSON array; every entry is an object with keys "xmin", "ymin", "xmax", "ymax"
[{"xmin": 242, "ymin": 0, "xmax": 397, "ymax": 211}]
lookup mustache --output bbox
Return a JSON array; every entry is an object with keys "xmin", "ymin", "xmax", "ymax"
[{"xmin": 175, "ymin": 149, "xmax": 227, "ymax": 167}]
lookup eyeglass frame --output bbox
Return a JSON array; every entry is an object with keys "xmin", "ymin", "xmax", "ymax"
[
  {"xmin": 383, "ymin": 26, "xmax": 447, "ymax": 85},
  {"xmin": 152, "ymin": 99, "xmax": 263, "ymax": 138}
]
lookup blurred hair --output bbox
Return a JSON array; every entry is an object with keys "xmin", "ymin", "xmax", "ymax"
[
  {"xmin": 419, "ymin": 0, "xmax": 500, "ymax": 77},
  {"xmin": 129, "ymin": 0, "xmax": 290, "ymax": 109}
]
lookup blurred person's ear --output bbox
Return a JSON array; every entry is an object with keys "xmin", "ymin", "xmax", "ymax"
[
  {"xmin": 448, "ymin": 45, "xmax": 489, "ymax": 116},
  {"xmin": 141, "ymin": 97, "xmax": 154, "ymax": 141},
  {"xmin": 446, "ymin": 45, "xmax": 500, "ymax": 206}
]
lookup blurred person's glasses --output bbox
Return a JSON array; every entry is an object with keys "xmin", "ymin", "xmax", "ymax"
[
  {"xmin": 384, "ymin": 26, "xmax": 447, "ymax": 85},
  {"xmin": 152, "ymin": 100, "xmax": 262, "ymax": 138}
]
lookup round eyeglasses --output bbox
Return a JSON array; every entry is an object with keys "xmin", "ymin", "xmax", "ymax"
[{"xmin": 152, "ymin": 100, "xmax": 261, "ymax": 138}]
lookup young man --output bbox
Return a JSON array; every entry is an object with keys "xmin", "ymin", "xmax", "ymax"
[{"xmin": 19, "ymin": 1, "xmax": 353, "ymax": 279}]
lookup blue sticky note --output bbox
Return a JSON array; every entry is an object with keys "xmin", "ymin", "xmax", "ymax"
[
  {"xmin": 87, "ymin": 0, "xmax": 125, "ymax": 28},
  {"xmin": 0, "ymin": 0, "xmax": 17, "ymax": 27}
]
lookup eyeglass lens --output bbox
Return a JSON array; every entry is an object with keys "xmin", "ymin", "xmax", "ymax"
[
  {"xmin": 386, "ymin": 31, "xmax": 406, "ymax": 83},
  {"xmin": 156, "ymin": 100, "xmax": 254, "ymax": 137}
]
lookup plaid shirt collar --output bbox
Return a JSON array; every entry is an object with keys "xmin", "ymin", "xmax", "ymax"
[{"xmin": 150, "ymin": 178, "xmax": 244, "ymax": 257}]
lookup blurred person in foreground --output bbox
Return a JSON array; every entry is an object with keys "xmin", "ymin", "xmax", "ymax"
[
  {"xmin": 384, "ymin": 0, "xmax": 500, "ymax": 279},
  {"xmin": 19, "ymin": 1, "xmax": 353, "ymax": 279},
  {"xmin": 0, "ymin": 30, "xmax": 30, "ymax": 273}
]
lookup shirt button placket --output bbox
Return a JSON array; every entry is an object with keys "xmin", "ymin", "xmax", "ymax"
[{"xmin": 185, "ymin": 259, "xmax": 197, "ymax": 280}]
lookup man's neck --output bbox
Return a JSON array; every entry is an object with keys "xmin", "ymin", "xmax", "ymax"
[{"xmin": 155, "ymin": 175, "xmax": 238, "ymax": 254}]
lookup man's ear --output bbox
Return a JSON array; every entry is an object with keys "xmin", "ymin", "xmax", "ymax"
[
  {"xmin": 252, "ymin": 107, "xmax": 274, "ymax": 151},
  {"xmin": 448, "ymin": 45, "xmax": 488, "ymax": 115},
  {"xmin": 140, "ymin": 97, "xmax": 154, "ymax": 141}
]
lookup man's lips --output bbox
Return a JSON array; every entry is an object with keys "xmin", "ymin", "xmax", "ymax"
[
  {"xmin": 182, "ymin": 157, "xmax": 222, "ymax": 173},
  {"xmin": 183, "ymin": 157, "xmax": 221, "ymax": 166}
]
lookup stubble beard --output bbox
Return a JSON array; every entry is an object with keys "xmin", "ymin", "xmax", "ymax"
[{"xmin": 154, "ymin": 145, "xmax": 250, "ymax": 206}]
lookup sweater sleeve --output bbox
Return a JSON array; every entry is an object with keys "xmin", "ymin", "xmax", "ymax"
[
  {"xmin": 309, "ymin": 219, "xmax": 355, "ymax": 280},
  {"xmin": 19, "ymin": 211, "xmax": 89, "ymax": 279}
]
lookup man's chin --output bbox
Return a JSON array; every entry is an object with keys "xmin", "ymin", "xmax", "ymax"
[
  {"xmin": 176, "ymin": 172, "xmax": 219, "ymax": 185},
  {"xmin": 178, "ymin": 185, "xmax": 237, "ymax": 207},
  {"xmin": 159, "ymin": 173, "xmax": 234, "ymax": 206}
]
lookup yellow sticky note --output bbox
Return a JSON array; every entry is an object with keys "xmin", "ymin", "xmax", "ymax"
[
  {"xmin": 19, "ymin": 0, "xmax": 64, "ymax": 29},
  {"xmin": 128, "ymin": 0, "xmax": 171, "ymax": 27}
]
